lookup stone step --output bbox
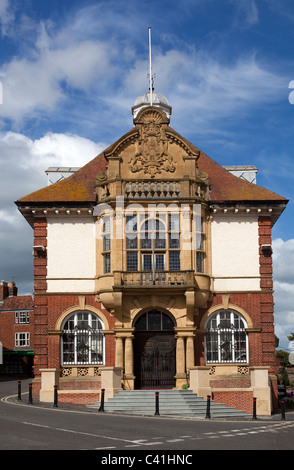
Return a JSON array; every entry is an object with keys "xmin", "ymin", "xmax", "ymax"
[{"xmin": 89, "ymin": 389, "xmax": 249, "ymax": 418}]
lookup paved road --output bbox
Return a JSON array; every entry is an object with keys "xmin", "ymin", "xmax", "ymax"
[{"xmin": 0, "ymin": 377, "xmax": 294, "ymax": 457}]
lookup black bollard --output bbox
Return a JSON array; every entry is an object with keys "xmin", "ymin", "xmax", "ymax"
[
  {"xmin": 28, "ymin": 383, "xmax": 33, "ymax": 404},
  {"xmin": 281, "ymin": 400, "xmax": 286, "ymax": 421},
  {"xmin": 155, "ymin": 391, "xmax": 160, "ymax": 416},
  {"xmin": 53, "ymin": 385, "xmax": 58, "ymax": 408},
  {"xmin": 98, "ymin": 388, "xmax": 105, "ymax": 412},
  {"xmin": 17, "ymin": 381, "xmax": 21, "ymax": 401},
  {"xmin": 252, "ymin": 397, "xmax": 257, "ymax": 420},
  {"xmin": 205, "ymin": 395, "xmax": 211, "ymax": 419}
]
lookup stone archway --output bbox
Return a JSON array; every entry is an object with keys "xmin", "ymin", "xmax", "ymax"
[{"xmin": 133, "ymin": 309, "xmax": 176, "ymax": 389}]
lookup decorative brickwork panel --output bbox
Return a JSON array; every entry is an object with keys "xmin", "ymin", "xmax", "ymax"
[{"xmin": 211, "ymin": 378, "xmax": 251, "ymax": 389}]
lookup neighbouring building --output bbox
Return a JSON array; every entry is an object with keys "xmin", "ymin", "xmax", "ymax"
[
  {"xmin": 15, "ymin": 90, "xmax": 288, "ymax": 414},
  {"xmin": 0, "ymin": 281, "xmax": 34, "ymax": 376}
]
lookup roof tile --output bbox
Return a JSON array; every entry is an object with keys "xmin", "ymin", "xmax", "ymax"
[{"xmin": 16, "ymin": 127, "xmax": 287, "ymax": 205}]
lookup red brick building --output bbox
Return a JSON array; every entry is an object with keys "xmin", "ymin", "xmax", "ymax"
[
  {"xmin": 15, "ymin": 91, "xmax": 288, "ymax": 414},
  {"xmin": 0, "ymin": 281, "xmax": 34, "ymax": 376}
]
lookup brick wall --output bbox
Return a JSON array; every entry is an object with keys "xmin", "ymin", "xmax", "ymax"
[
  {"xmin": 57, "ymin": 392, "xmax": 100, "ymax": 406},
  {"xmin": 0, "ymin": 310, "xmax": 34, "ymax": 350},
  {"xmin": 33, "ymin": 218, "xmax": 48, "ymax": 376},
  {"xmin": 212, "ymin": 390, "xmax": 253, "ymax": 414}
]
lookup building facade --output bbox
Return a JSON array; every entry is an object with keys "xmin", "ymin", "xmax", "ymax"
[
  {"xmin": 0, "ymin": 281, "xmax": 34, "ymax": 376},
  {"xmin": 16, "ymin": 92, "xmax": 287, "ymax": 414}
]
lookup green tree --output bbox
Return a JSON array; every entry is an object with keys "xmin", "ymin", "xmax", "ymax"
[
  {"xmin": 287, "ymin": 332, "xmax": 294, "ymax": 341},
  {"xmin": 281, "ymin": 366, "xmax": 290, "ymax": 386},
  {"xmin": 276, "ymin": 350, "xmax": 289, "ymax": 365}
]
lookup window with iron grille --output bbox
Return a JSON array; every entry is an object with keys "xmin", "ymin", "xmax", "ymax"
[
  {"xmin": 62, "ymin": 311, "xmax": 104, "ymax": 365},
  {"xmin": 205, "ymin": 310, "xmax": 248, "ymax": 363}
]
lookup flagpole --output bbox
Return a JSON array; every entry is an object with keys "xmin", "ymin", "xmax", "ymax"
[{"xmin": 148, "ymin": 27, "xmax": 153, "ymax": 106}]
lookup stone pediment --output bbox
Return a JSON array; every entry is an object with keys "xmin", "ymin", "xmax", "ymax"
[{"xmin": 103, "ymin": 107, "xmax": 202, "ymax": 182}]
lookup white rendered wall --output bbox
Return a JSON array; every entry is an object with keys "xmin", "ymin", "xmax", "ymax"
[
  {"xmin": 211, "ymin": 214, "xmax": 260, "ymax": 291},
  {"xmin": 47, "ymin": 216, "xmax": 96, "ymax": 292}
]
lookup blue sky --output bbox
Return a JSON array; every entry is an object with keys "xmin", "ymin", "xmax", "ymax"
[{"xmin": 0, "ymin": 0, "xmax": 294, "ymax": 349}]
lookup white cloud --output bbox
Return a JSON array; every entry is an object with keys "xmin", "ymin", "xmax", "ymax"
[
  {"xmin": 0, "ymin": 2, "xmax": 287, "ymax": 134},
  {"xmin": 0, "ymin": 0, "xmax": 15, "ymax": 36},
  {"xmin": 0, "ymin": 130, "xmax": 106, "ymax": 293},
  {"xmin": 31, "ymin": 132, "xmax": 106, "ymax": 169},
  {"xmin": 0, "ymin": 131, "xmax": 105, "ymax": 198},
  {"xmin": 0, "ymin": 39, "xmax": 114, "ymax": 123},
  {"xmin": 273, "ymin": 238, "xmax": 294, "ymax": 283},
  {"xmin": 229, "ymin": 0, "xmax": 259, "ymax": 29},
  {"xmin": 273, "ymin": 239, "xmax": 294, "ymax": 349}
]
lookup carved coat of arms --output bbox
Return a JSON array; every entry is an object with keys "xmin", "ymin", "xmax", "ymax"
[{"xmin": 130, "ymin": 111, "xmax": 176, "ymax": 178}]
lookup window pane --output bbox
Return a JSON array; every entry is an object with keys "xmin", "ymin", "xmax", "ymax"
[
  {"xmin": 103, "ymin": 235, "xmax": 111, "ymax": 251},
  {"xmin": 196, "ymin": 252, "xmax": 204, "ymax": 272},
  {"xmin": 104, "ymin": 253, "xmax": 111, "ymax": 273},
  {"xmin": 206, "ymin": 331, "xmax": 218, "ymax": 362},
  {"xmin": 64, "ymin": 316, "xmax": 75, "ymax": 330},
  {"xmin": 195, "ymin": 215, "xmax": 202, "ymax": 232},
  {"xmin": 126, "ymin": 215, "xmax": 137, "ymax": 231},
  {"xmin": 155, "ymin": 234, "xmax": 166, "ymax": 249},
  {"xmin": 63, "ymin": 333, "xmax": 74, "ymax": 363},
  {"xmin": 148, "ymin": 311, "xmax": 161, "ymax": 330},
  {"xmin": 219, "ymin": 311, "xmax": 231, "ymax": 328},
  {"xmin": 196, "ymin": 233, "xmax": 203, "ymax": 250},
  {"xmin": 103, "ymin": 216, "xmax": 111, "ymax": 233},
  {"xmin": 91, "ymin": 315, "xmax": 102, "ymax": 330},
  {"xmin": 135, "ymin": 313, "xmax": 147, "ymax": 330},
  {"xmin": 141, "ymin": 234, "xmax": 152, "ymax": 249},
  {"xmin": 77, "ymin": 331, "xmax": 89, "ymax": 363},
  {"xmin": 143, "ymin": 254, "xmax": 152, "ymax": 271},
  {"xmin": 126, "ymin": 236, "xmax": 138, "ymax": 249},
  {"xmin": 234, "ymin": 331, "xmax": 247, "ymax": 361},
  {"xmin": 91, "ymin": 331, "xmax": 104, "ymax": 362},
  {"xmin": 162, "ymin": 314, "xmax": 174, "ymax": 330},
  {"xmin": 77, "ymin": 313, "xmax": 89, "ymax": 330},
  {"xmin": 156, "ymin": 219, "xmax": 165, "ymax": 231},
  {"xmin": 127, "ymin": 252, "xmax": 138, "ymax": 271},
  {"xmin": 169, "ymin": 233, "xmax": 180, "ymax": 249},
  {"xmin": 169, "ymin": 214, "xmax": 179, "ymax": 231},
  {"xmin": 169, "ymin": 251, "xmax": 180, "ymax": 271},
  {"xmin": 155, "ymin": 254, "xmax": 164, "ymax": 271},
  {"xmin": 220, "ymin": 331, "xmax": 232, "ymax": 361}
]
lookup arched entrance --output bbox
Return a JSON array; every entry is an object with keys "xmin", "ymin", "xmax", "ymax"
[{"xmin": 134, "ymin": 309, "xmax": 176, "ymax": 389}]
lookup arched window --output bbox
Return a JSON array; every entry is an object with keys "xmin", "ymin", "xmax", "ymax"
[
  {"xmin": 205, "ymin": 309, "xmax": 248, "ymax": 363},
  {"xmin": 135, "ymin": 309, "xmax": 175, "ymax": 331},
  {"xmin": 61, "ymin": 311, "xmax": 104, "ymax": 365}
]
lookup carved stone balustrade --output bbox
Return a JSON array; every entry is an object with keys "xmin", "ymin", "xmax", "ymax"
[
  {"xmin": 113, "ymin": 270, "xmax": 195, "ymax": 289},
  {"xmin": 125, "ymin": 181, "xmax": 180, "ymax": 199}
]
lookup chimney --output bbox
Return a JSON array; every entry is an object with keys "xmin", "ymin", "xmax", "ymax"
[
  {"xmin": 9, "ymin": 281, "xmax": 18, "ymax": 297},
  {"xmin": 0, "ymin": 281, "xmax": 9, "ymax": 301}
]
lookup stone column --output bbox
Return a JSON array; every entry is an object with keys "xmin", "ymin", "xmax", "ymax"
[
  {"xmin": 186, "ymin": 335, "xmax": 195, "ymax": 371},
  {"xmin": 125, "ymin": 336, "xmax": 133, "ymax": 376},
  {"xmin": 124, "ymin": 333, "xmax": 135, "ymax": 390},
  {"xmin": 176, "ymin": 335, "xmax": 185, "ymax": 377},
  {"xmin": 115, "ymin": 336, "xmax": 124, "ymax": 369}
]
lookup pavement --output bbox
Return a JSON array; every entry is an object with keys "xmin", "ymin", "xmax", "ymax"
[{"xmin": 1, "ymin": 376, "xmax": 294, "ymax": 422}]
